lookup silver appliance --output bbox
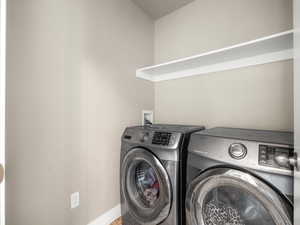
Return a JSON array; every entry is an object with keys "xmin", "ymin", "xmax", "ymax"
[
  {"xmin": 186, "ymin": 127, "xmax": 297, "ymax": 225},
  {"xmin": 120, "ymin": 124, "xmax": 205, "ymax": 225}
]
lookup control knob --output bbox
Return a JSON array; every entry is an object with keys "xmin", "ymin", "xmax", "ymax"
[{"xmin": 229, "ymin": 143, "xmax": 247, "ymax": 159}]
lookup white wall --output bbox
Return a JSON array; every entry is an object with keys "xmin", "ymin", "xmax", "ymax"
[{"xmin": 154, "ymin": 0, "xmax": 294, "ymax": 131}]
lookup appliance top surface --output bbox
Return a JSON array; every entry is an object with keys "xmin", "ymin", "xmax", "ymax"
[
  {"xmin": 122, "ymin": 124, "xmax": 205, "ymax": 157},
  {"xmin": 129, "ymin": 124, "xmax": 205, "ymax": 134},
  {"xmin": 197, "ymin": 127, "xmax": 293, "ymax": 146}
]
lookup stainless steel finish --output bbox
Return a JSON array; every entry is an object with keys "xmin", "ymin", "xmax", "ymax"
[
  {"xmin": 188, "ymin": 151, "xmax": 294, "ymax": 197},
  {"xmin": 228, "ymin": 143, "xmax": 247, "ymax": 159},
  {"xmin": 122, "ymin": 124, "xmax": 204, "ymax": 161},
  {"xmin": 121, "ymin": 124, "xmax": 205, "ymax": 225},
  {"xmin": 123, "ymin": 130, "xmax": 181, "ymax": 162},
  {"xmin": 189, "ymin": 135, "xmax": 293, "ymax": 176},
  {"xmin": 198, "ymin": 127, "xmax": 293, "ymax": 145},
  {"xmin": 123, "ymin": 127, "xmax": 182, "ymax": 150},
  {"xmin": 186, "ymin": 168, "xmax": 292, "ymax": 225},
  {"xmin": 121, "ymin": 148, "xmax": 172, "ymax": 225},
  {"xmin": 186, "ymin": 127, "xmax": 294, "ymax": 225}
]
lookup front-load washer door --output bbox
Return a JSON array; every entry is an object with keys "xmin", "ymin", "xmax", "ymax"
[
  {"xmin": 121, "ymin": 148, "xmax": 172, "ymax": 225},
  {"xmin": 186, "ymin": 168, "xmax": 292, "ymax": 225}
]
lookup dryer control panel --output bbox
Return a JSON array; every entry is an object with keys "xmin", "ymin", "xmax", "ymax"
[
  {"xmin": 152, "ymin": 132, "xmax": 172, "ymax": 145},
  {"xmin": 151, "ymin": 131, "xmax": 181, "ymax": 147},
  {"xmin": 258, "ymin": 145, "xmax": 294, "ymax": 170},
  {"xmin": 123, "ymin": 129, "xmax": 182, "ymax": 149}
]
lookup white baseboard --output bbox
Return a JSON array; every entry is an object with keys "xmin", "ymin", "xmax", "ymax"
[{"xmin": 88, "ymin": 204, "xmax": 121, "ymax": 225}]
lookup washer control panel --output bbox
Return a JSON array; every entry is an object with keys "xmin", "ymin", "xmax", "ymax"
[{"xmin": 259, "ymin": 145, "xmax": 293, "ymax": 170}]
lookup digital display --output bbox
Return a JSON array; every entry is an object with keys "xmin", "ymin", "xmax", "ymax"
[{"xmin": 152, "ymin": 132, "xmax": 172, "ymax": 146}]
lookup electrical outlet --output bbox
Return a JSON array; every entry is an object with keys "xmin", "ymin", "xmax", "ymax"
[{"xmin": 70, "ymin": 192, "xmax": 80, "ymax": 209}]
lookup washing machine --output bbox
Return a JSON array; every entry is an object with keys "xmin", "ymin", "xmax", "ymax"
[
  {"xmin": 186, "ymin": 127, "xmax": 298, "ymax": 225},
  {"xmin": 120, "ymin": 124, "xmax": 205, "ymax": 225}
]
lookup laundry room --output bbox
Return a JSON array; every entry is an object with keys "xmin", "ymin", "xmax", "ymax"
[{"xmin": 0, "ymin": 0, "xmax": 299, "ymax": 225}]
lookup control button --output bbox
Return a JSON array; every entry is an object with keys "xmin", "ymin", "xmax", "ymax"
[
  {"xmin": 140, "ymin": 132, "xmax": 149, "ymax": 142},
  {"xmin": 228, "ymin": 143, "xmax": 247, "ymax": 160},
  {"xmin": 260, "ymin": 146, "xmax": 267, "ymax": 150},
  {"xmin": 124, "ymin": 135, "xmax": 132, "ymax": 140},
  {"xmin": 260, "ymin": 149, "xmax": 266, "ymax": 154},
  {"xmin": 169, "ymin": 135, "xmax": 176, "ymax": 145},
  {"xmin": 260, "ymin": 154, "xmax": 266, "ymax": 160},
  {"xmin": 258, "ymin": 145, "xmax": 294, "ymax": 170}
]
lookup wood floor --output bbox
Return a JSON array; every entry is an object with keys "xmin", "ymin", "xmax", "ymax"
[{"xmin": 110, "ymin": 217, "xmax": 122, "ymax": 225}]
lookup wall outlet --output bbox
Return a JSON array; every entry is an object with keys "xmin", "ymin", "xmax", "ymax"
[{"xmin": 70, "ymin": 192, "xmax": 80, "ymax": 209}]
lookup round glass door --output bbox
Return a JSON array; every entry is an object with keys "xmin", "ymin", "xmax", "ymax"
[
  {"xmin": 202, "ymin": 186, "xmax": 276, "ymax": 225},
  {"xmin": 135, "ymin": 161, "xmax": 160, "ymax": 207},
  {"xmin": 121, "ymin": 148, "xmax": 172, "ymax": 225},
  {"xmin": 186, "ymin": 168, "xmax": 292, "ymax": 225}
]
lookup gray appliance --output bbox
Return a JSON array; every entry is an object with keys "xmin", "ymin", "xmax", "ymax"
[
  {"xmin": 120, "ymin": 124, "xmax": 205, "ymax": 225},
  {"xmin": 186, "ymin": 127, "xmax": 297, "ymax": 225}
]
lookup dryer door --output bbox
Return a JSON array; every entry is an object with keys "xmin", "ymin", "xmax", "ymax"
[
  {"xmin": 121, "ymin": 148, "xmax": 172, "ymax": 225},
  {"xmin": 186, "ymin": 168, "xmax": 292, "ymax": 225}
]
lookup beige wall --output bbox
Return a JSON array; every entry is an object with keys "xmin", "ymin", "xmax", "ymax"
[
  {"xmin": 5, "ymin": 0, "xmax": 294, "ymax": 225},
  {"xmin": 6, "ymin": 1, "xmax": 71, "ymax": 225},
  {"xmin": 155, "ymin": 0, "xmax": 293, "ymax": 64},
  {"xmin": 154, "ymin": 0, "xmax": 294, "ymax": 131},
  {"xmin": 6, "ymin": 1, "xmax": 154, "ymax": 225},
  {"xmin": 80, "ymin": 0, "xmax": 154, "ymax": 222}
]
